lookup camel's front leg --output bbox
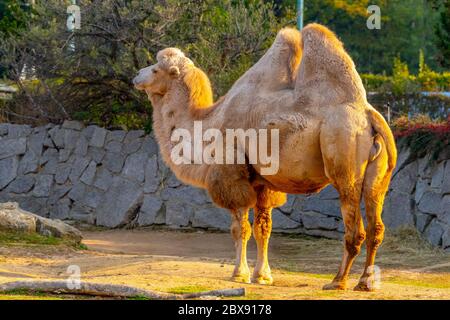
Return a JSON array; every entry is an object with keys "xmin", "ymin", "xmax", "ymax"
[
  {"xmin": 252, "ymin": 206, "xmax": 273, "ymax": 285},
  {"xmin": 230, "ymin": 208, "xmax": 251, "ymax": 283}
]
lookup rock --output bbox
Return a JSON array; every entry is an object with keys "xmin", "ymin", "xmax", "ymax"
[
  {"xmin": 33, "ymin": 175, "xmax": 54, "ymax": 198},
  {"xmin": 414, "ymin": 178, "xmax": 429, "ymax": 203},
  {"xmin": 165, "ymin": 200, "xmax": 193, "ymax": 227},
  {"xmin": 80, "ymin": 160, "xmax": 97, "ymax": 185},
  {"xmin": 272, "ymin": 209, "xmax": 301, "ymax": 229},
  {"xmin": 48, "ymin": 184, "xmax": 71, "ymax": 205},
  {"xmin": 103, "ymin": 152, "xmax": 126, "ymax": 173},
  {"xmin": 48, "ymin": 126, "xmax": 64, "ymax": 148},
  {"xmin": 64, "ymin": 129, "xmax": 80, "ymax": 150},
  {"xmin": 40, "ymin": 148, "xmax": 58, "ymax": 165},
  {"xmin": 302, "ymin": 196, "xmax": 341, "ymax": 217},
  {"xmin": 417, "ymin": 191, "xmax": 442, "ymax": 215},
  {"xmin": 105, "ymin": 140, "xmax": 122, "ymax": 153},
  {"xmin": 390, "ymin": 162, "xmax": 418, "ymax": 194},
  {"xmin": 0, "ymin": 124, "xmax": 8, "ymax": 136},
  {"xmin": 87, "ymin": 147, "xmax": 105, "ymax": 163},
  {"xmin": 28, "ymin": 130, "xmax": 46, "ymax": 157},
  {"xmin": 93, "ymin": 166, "xmax": 113, "ymax": 191},
  {"xmin": 144, "ymin": 155, "xmax": 160, "ymax": 193},
  {"xmin": 319, "ymin": 185, "xmax": 340, "ymax": 200},
  {"xmin": 6, "ymin": 124, "xmax": 31, "ymax": 138},
  {"xmin": 79, "ymin": 187, "xmax": 103, "ymax": 209},
  {"xmin": 383, "ymin": 190, "xmax": 414, "ymax": 228},
  {"xmin": 49, "ymin": 198, "xmax": 71, "ymax": 220},
  {"xmin": 69, "ymin": 204, "xmax": 96, "ymax": 224},
  {"xmin": 301, "ymin": 211, "xmax": 339, "ymax": 230},
  {"xmin": 137, "ymin": 195, "xmax": 163, "ymax": 226},
  {"xmin": 438, "ymin": 195, "xmax": 450, "ymax": 225},
  {"xmin": 89, "ymin": 127, "xmax": 107, "ymax": 148},
  {"xmin": 430, "ymin": 161, "xmax": 445, "ymax": 190},
  {"xmin": 96, "ymin": 176, "xmax": 143, "ymax": 227},
  {"xmin": 125, "ymin": 130, "xmax": 145, "ymax": 142},
  {"xmin": 191, "ymin": 207, "xmax": 231, "ymax": 231},
  {"xmin": 42, "ymin": 157, "xmax": 59, "ymax": 175},
  {"xmin": 140, "ymin": 136, "xmax": 158, "ymax": 156},
  {"xmin": 393, "ymin": 149, "xmax": 410, "ymax": 176},
  {"xmin": 442, "ymin": 228, "xmax": 450, "ymax": 250},
  {"xmin": 278, "ymin": 194, "xmax": 296, "ymax": 214},
  {"xmin": 69, "ymin": 157, "xmax": 90, "ymax": 183},
  {"xmin": 58, "ymin": 148, "xmax": 72, "ymax": 162},
  {"xmin": 166, "ymin": 173, "xmax": 182, "ymax": 188},
  {"xmin": 0, "ymin": 202, "xmax": 82, "ymax": 243},
  {"xmin": 7, "ymin": 175, "xmax": 35, "ymax": 194},
  {"xmin": 55, "ymin": 163, "xmax": 72, "ymax": 184},
  {"xmin": 0, "ymin": 202, "xmax": 36, "ymax": 232},
  {"xmin": 68, "ymin": 183, "xmax": 86, "ymax": 202},
  {"xmin": 19, "ymin": 197, "xmax": 48, "ymax": 217},
  {"xmin": 106, "ymin": 130, "xmax": 126, "ymax": 143},
  {"xmin": 423, "ymin": 219, "xmax": 444, "ymax": 246},
  {"xmin": 18, "ymin": 150, "xmax": 39, "ymax": 175},
  {"xmin": 122, "ymin": 152, "xmax": 147, "ymax": 182},
  {"xmin": 0, "ymin": 157, "xmax": 19, "ymax": 190},
  {"xmin": 0, "ymin": 138, "xmax": 27, "ymax": 160},
  {"xmin": 62, "ymin": 120, "xmax": 84, "ymax": 131},
  {"xmin": 442, "ymin": 160, "xmax": 450, "ymax": 195},
  {"xmin": 122, "ymin": 139, "xmax": 142, "ymax": 154},
  {"xmin": 415, "ymin": 212, "xmax": 432, "ymax": 233},
  {"xmin": 161, "ymin": 185, "xmax": 210, "ymax": 205},
  {"xmin": 74, "ymin": 135, "xmax": 88, "ymax": 157}
]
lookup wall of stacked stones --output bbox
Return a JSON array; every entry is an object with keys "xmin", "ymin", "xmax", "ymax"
[{"xmin": 0, "ymin": 121, "xmax": 448, "ymax": 251}]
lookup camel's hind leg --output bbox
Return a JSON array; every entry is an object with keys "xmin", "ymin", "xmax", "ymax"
[
  {"xmin": 354, "ymin": 135, "xmax": 390, "ymax": 291},
  {"xmin": 320, "ymin": 125, "xmax": 370, "ymax": 290},
  {"xmin": 323, "ymin": 187, "xmax": 366, "ymax": 290},
  {"xmin": 230, "ymin": 208, "xmax": 252, "ymax": 283},
  {"xmin": 252, "ymin": 206, "xmax": 273, "ymax": 284}
]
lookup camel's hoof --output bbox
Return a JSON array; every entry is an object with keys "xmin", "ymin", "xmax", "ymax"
[
  {"xmin": 252, "ymin": 275, "xmax": 273, "ymax": 285},
  {"xmin": 354, "ymin": 282, "xmax": 376, "ymax": 292},
  {"xmin": 322, "ymin": 281, "xmax": 347, "ymax": 291},
  {"xmin": 231, "ymin": 274, "xmax": 251, "ymax": 284}
]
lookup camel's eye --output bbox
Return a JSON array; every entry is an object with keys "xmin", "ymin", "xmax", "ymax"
[{"xmin": 152, "ymin": 69, "xmax": 158, "ymax": 74}]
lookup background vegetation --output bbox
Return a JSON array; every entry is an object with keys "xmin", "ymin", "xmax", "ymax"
[{"xmin": 0, "ymin": 0, "xmax": 449, "ymax": 130}]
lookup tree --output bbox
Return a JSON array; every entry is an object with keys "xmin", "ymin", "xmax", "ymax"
[{"xmin": 434, "ymin": 0, "xmax": 450, "ymax": 67}]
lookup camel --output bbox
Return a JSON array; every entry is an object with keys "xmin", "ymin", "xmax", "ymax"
[{"xmin": 133, "ymin": 23, "xmax": 397, "ymax": 291}]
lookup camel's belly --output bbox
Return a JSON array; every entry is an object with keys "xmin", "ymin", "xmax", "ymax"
[{"xmin": 252, "ymin": 124, "xmax": 330, "ymax": 194}]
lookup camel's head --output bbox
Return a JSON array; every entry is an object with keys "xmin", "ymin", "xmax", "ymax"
[{"xmin": 133, "ymin": 48, "xmax": 193, "ymax": 96}]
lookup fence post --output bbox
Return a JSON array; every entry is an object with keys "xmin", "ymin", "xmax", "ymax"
[{"xmin": 297, "ymin": 0, "xmax": 304, "ymax": 30}]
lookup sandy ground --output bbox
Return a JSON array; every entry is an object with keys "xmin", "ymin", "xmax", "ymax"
[{"xmin": 0, "ymin": 228, "xmax": 449, "ymax": 300}]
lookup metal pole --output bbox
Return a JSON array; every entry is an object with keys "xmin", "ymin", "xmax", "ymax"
[{"xmin": 297, "ymin": 0, "xmax": 304, "ymax": 30}]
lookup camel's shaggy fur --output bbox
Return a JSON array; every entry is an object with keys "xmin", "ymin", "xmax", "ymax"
[{"xmin": 133, "ymin": 24, "xmax": 397, "ymax": 291}]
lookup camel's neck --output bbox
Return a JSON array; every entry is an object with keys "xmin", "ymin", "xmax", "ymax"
[{"xmin": 151, "ymin": 81, "xmax": 218, "ymax": 189}]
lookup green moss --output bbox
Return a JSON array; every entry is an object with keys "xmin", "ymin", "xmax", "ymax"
[
  {"xmin": 0, "ymin": 231, "xmax": 61, "ymax": 245},
  {"xmin": 167, "ymin": 285, "xmax": 212, "ymax": 294}
]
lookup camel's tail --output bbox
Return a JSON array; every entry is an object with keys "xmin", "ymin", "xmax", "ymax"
[{"xmin": 367, "ymin": 107, "xmax": 397, "ymax": 172}]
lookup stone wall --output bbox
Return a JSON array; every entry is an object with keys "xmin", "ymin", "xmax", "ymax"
[{"xmin": 0, "ymin": 121, "xmax": 448, "ymax": 251}]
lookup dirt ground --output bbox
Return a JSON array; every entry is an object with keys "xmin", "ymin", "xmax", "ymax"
[{"xmin": 0, "ymin": 228, "xmax": 449, "ymax": 300}]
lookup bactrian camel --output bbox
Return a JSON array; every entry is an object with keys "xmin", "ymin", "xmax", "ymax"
[{"xmin": 133, "ymin": 23, "xmax": 397, "ymax": 291}]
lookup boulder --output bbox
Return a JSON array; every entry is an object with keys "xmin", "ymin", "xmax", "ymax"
[
  {"xmin": 62, "ymin": 120, "xmax": 84, "ymax": 131},
  {"xmin": 89, "ymin": 127, "xmax": 107, "ymax": 148},
  {"xmin": 417, "ymin": 191, "xmax": 442, "ymax": 215},
  {"xmin": 93, "ymin": 166, "xmax": 113, "ymax": 191},
  {"xmin": 0, "ymin": 202, "xmax": 82, "ymax": 243},
  {"xmin": 302, "ymin": 196, "xmax": 341, "ymax": 217},
  {"xmin": 0, "ymin": 138, "xmax": 27, "ymax": 160},
  {"xmin": 144, "ymin": 155, "xmax": 160, "ymax": 193},
  {"xmin": 165, "ymin": 200, "xmax": 193, "ymax": 227},
  {"xmin": 423, "ymin": 219, "xmax": 444, "ymax": 247},
  {"xmin": 32, "ymin": 174, "xmax": 54, "ymax": 198},
  {"xmin": 383, "ymin": 190, "xmax": 414, "ymax": 228},
  {"xmin": 6, "ymin": 175, "xmax": 35, "ymax": 194},
  {"xmin": 137, "ymin": 195, "xmax": 163, "ymax": 226},
  {"xmin": 0, "ymin": 156, "xmax": 19, "ymax": 190},
  {"xmin": 191, "ymin": 207, "xmax": 231, "ymax": 231},
  {"xmin": 96, "ymin": 176, "xmax": 143, "ymax": 227},
  {"xmin": 122, "ymin": 152, "xmax": 147, "ymax": 182},
  {"xmin": 272, "ymin": 209, "xmax": 301, "ymax": 230},
  {"xmin": 301, "ymin": 211, "xmax": 339, "ymax": 230},
  {"xmin": 80, "ymin": 160, "xmax": 97, "ymax": 185}
]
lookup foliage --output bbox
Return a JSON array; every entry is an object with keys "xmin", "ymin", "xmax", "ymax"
[
  {"xmin": 361, "ymin": 55, "xmax": 450, "ymax": 93},
  {"xmin": 392, "ymin": 114, "xmax": 450, "ymax": 162},
  {"xmin": 0, "ymin": 0, "xmax": 290, "ymax": 130},
  {"xmin": 432, "ymin": 0, "xmax": 450, "ymax": 67}
]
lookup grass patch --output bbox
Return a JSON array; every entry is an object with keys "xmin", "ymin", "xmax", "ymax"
[
  {"xmin": 0, "ymin": 289, "xmax": 62, "ymax": 300},
  {"xmin": 0, "ymin": 231, "xmax": 88, "ymax": 250},
  {"xmin": 167, "ymin": 285, "xmax": 212, "ymax": 294}
]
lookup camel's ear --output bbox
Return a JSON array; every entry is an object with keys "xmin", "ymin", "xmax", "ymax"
[{"xmin": 169, "ymin": 66, "xmax": 180, "ymax": 78}]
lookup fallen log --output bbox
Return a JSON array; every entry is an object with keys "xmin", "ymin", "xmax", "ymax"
[{"xmin": 0, "ymin": 280, "xmax": 245, "ymax": 300}]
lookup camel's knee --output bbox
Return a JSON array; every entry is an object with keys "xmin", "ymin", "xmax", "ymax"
[
  {"xmin": 231, "ymin": 219, "xmax": 251, "ymax": 242},
  {"xmin": 344, "ymin": 229, "xmax": 366, "ymax": 257},
  {"xmin": 367, "ymin": 222, "xmax": 385, "ymax": 249},
  {"xmin": 253, "ymin": 208, "xmax": 272, "ymax": 240}
]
